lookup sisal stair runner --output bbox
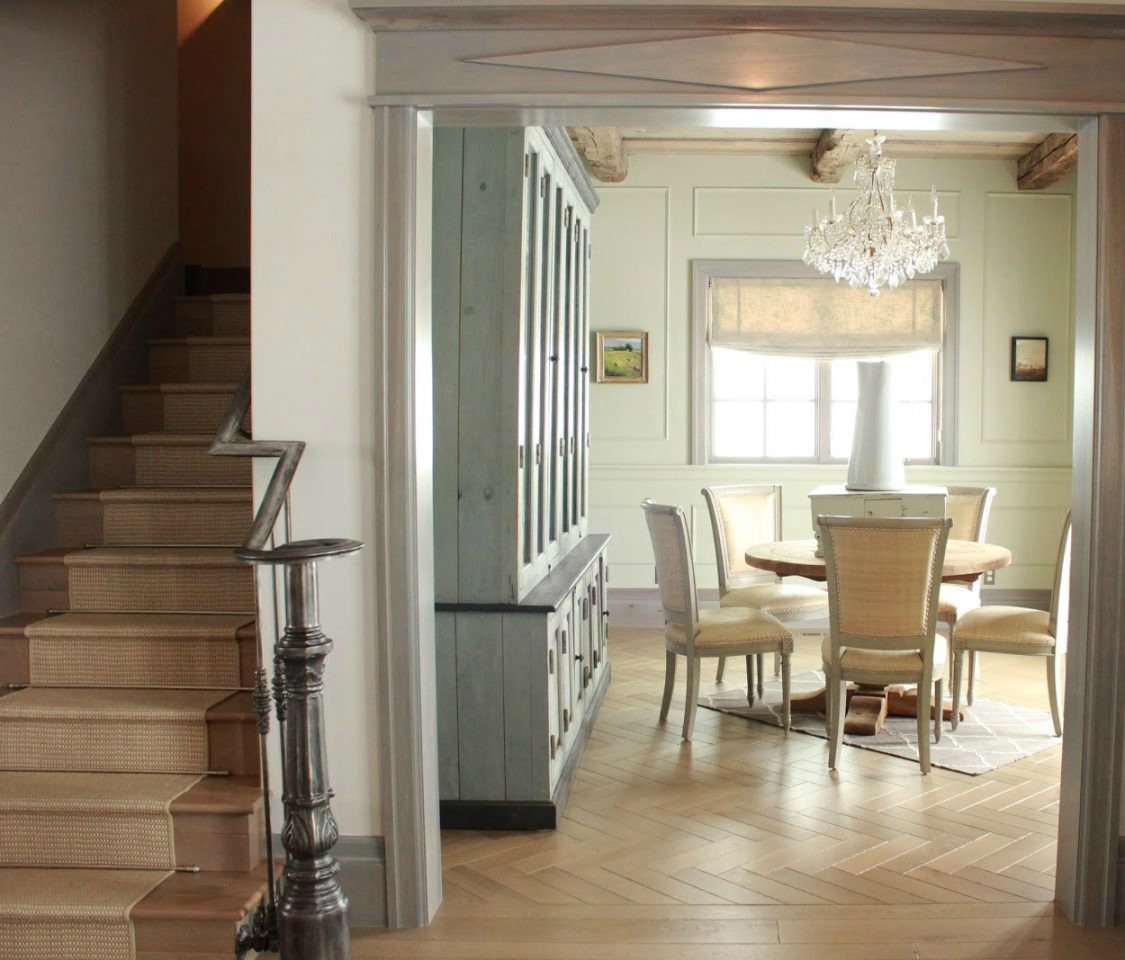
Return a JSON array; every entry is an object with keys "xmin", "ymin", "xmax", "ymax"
[{"xmin": 0, "ymin": 292, "xmax": 266, "ymax": 960}]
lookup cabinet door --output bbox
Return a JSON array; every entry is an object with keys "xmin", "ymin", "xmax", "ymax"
[
  {"xmin": 547, "ymin": 613, "xmax": 562, "ymax": 786},
  {"xmin": 518, "ymin": 141, "xmax": 545, "ymax": 589},
  {"xmin": 554, "ymin": 596, "xmax": 573, "ymax": 755},
  {"xmin": 539, "ymin": 152, "xmax": 562, "ymax": 565},
  {"xmin": 579, "ymin": 220, "xmax": 591, "ymax": 530},
  {"xmin": 571, "ymin": 211, "xmax": 587, "ymax": 538}
]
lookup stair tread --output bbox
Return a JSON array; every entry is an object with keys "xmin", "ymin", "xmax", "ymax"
[
  {"xmin": 64, "ymin": 546, "xmax": 245, "ymax": 567},
  {"xmin": 0, "ymin": 613, "xmax": 41, "ymax": 637},
  {"xmin": 88, "ymin": 434, "xmax": 214, "ymax": 446},
  {"xmin": 131, "ymin": 863, "xmax": 267, "ymax": 921},
  {"xmin": 175, "ymin": 294, "xmax": 249, "ymax": 304},
  {"xmin": 171, "ymin": 775, "xmax": 262, "ymax": 815},
  {"xmin": 147, "ymin": 335, "xmax": 249, "ymax": 346},
  {"xmin": 119, "ymin": 382, "xmax": 241, "ymax": 395},
  {"xmin": 0, "ymin": 687, "xmax": 238, "ymax": 720},
  {"xmin": 55, "ymin": 487, "xmax": 252, "ymax": 503},
  {"xmin": 14, "ymin": 548, "xmax": 71, "ymax": 565},
  {"xmin": 22, "ymin": 611, "xmax": 254, "ymax": 638},
  {"xmin": 0, "ymin": 771, "xmax": 260, "ymax": 815},
  {"xmin": 207, "ymin": 691, "xmax": 254, "ymax": 721},
  {"xmin": 0, "ymin": 867, "xmax": 172, "ymax": 919}
]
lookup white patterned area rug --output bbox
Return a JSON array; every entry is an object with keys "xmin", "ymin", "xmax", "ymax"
[{"xmin": 698, "ymin": 670, "xmax": 1060, "ymax": 775}]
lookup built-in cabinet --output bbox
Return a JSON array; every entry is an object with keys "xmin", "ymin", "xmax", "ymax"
[{"xmin": 433, "ymin": 126, "xmax": 610, "ymax": 829}]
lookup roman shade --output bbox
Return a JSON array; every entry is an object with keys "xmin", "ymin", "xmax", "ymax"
[{"xmin": 709, "ymin": 275, "xmax": 943, "ymax": 358}]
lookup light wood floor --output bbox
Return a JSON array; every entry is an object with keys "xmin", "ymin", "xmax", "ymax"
[{"xmin": 355, "ymin": 627, "xmax": 1125, "ymax": 958}]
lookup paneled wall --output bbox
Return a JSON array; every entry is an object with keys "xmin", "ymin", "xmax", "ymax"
[{"xmin": 588, "ymin": 153, "xmax": 1075, "ymax": 592}]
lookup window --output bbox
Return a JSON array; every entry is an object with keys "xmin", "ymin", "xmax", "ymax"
[{"xmin": 692, "ymin": 260, "xmax": 957, "ymax": 465}]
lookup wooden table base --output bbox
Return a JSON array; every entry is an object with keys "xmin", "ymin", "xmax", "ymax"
[{"xmin": 790, "ymin": 683, "xmax": 966, "ymax": 736}]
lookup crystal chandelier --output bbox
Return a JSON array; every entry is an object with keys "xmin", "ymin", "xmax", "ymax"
[{"xmin": 803, "ymin": 135, "xmax": 950, "ymax": 297}]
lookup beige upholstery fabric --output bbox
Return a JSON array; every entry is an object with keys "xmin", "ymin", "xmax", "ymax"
[
  {"xmin": 645, "ymin": 509, "xmax": 692, "ymax": 619},
  {"xmin": 953, "ymin": 606, "xmax": 1054, "ymax": 651},
  {"xmin": 708, "ymin": 486, "xmax": 779, "ymax": 585},
  {"xmin": 666, "ymin": 607, "xmax": 793, "ymax": 655},
  {"xmin": 946, "ymin": 491, "xmax": 989, "ymax": 541},
  {"xmin": 822, "ymin": 633, "xmax": 947, "ymax": 677},
  {"xmin": 825, "ymin": 526, "xmax": 942, "ymax": 637},
  {"xmin": 938, "ymin": 583, "xmax": 981, "ymax": 625},
  {"xmin": 721, "ymin": 582, "xmax": 828, "ymax": 618}
]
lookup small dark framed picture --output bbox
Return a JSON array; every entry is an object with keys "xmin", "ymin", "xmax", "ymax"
[
  {"xmin": 1010, "ymin": 336, "xmax": 1049, "ymax": 382},
  {"xmin": 595, "ymin": 331, "xmax": 649, "ymax": 383}
]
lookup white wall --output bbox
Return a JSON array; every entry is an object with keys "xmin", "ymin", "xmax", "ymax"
[
  {"xmin": 0, "ymin": 0, "xmax": 178, "ymax": 501},
  {"xmin": 589, "ymin": 153, "xmax": 1075, "ymax": 592},
  {"xmin": 251, "ymin": 0, "xmax": 381, "ymax": 837}
]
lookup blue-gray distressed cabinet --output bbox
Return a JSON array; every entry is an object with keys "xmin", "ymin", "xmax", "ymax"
[{"xmin": 433, "ymin": 126, "xmax": 610, "ymax": 828}]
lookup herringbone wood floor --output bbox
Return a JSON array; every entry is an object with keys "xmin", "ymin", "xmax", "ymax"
[{"xmin": 355, "ymin": 627, "xmax": 1125, "ymax": 958}]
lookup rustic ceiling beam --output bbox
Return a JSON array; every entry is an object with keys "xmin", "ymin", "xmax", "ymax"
[
  {"xmin": 810, "ymin": 129, "xmax": 866, "ymax": 184},
  {"xmin": 568, "ymin": 127, "xmax": 628, "ymax": 183},
  {"xmin": 1017, "ymin": 133, "xmax": 1078, "ymax": 190}
]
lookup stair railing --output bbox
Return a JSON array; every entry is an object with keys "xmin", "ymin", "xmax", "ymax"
[{"xmin": 213, "ymin": 372, "xmax": 361, "ymax": 960}]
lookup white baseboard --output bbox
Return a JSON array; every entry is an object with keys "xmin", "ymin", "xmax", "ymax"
[{"xmin": 609, "ymin": 586, "xmax": 1051, "ymax": 628}]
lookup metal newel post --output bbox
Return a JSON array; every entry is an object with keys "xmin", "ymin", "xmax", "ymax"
[
  {"xmin": 240, "ymin": 537, "xmax": 362, "ymax": 960},
  {"xmin": 277, "ymin": 556, "xmax": 348, "ymax": 959}
]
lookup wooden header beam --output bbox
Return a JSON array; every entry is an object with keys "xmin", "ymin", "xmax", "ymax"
[
  {"xmin": 810, "ymin": 129, "xmax": 865, "ymax": 183},
  {"xmin": 1018, "ymin": 133, "xmax": 1078, "ymax": 189},
  {"xmin": 568, "ymin": 127, "xmax": 628, "ymax": 183}
]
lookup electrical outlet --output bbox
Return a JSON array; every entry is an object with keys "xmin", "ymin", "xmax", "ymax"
[{"xmin": 983, "ymin": 569, "xmax": 996, "ymax": 586}]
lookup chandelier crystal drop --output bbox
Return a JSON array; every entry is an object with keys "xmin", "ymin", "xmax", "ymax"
[{"xmin": 803, "ymin": 135, "xmax": 950, "ymax": 297}]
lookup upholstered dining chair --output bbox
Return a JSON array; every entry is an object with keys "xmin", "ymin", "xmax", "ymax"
[
  {"xmin": 702, "ymin": 484, "xmax": 828, "ymax": 692},
  {"xmin": 642, "ymin": 499, "xmax": 794, "ymax": 742},
  {"xmin": 951, "ymin": 511, "xmax": 1071, "ymax": 737},
  {"xmin": 938, "ymin": 486, "xmax": 997, "ymax": 702},
  {"xmin": 819, "ymin": 515, "xmax": 952, "ymax": 774}
]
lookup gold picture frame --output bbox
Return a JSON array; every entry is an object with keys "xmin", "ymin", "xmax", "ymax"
[{"xmin": 595, "ymin": 330, "xmax": 649, "ymax": 384}]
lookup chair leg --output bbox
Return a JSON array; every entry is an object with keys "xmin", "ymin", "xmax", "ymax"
[
  {"xmin": 951, "ymin": 649, "xmax": 964, "ymax": 732},
  {"xmin": 745, "ymin": 655, "xmax": 756, "ymax": 707},
  {"xmin": 780, "ymin": 652, "xmax": 792, "ymax": 732},
  {"xmin": 1047, "ymin": 651, "xmax": 1063, "ymax": 737},
  {"xmin": 756, "ymin": 653, "xmax": 765, "ymax": 699},
  {"xmin": 967, "ymin": 651, "xmax": 977, "ymax": 706},
  {"xmin": 659, "ymin": 650, "xmax": 677, "ymax": 722},
  {"xmin": 773, "ymin": 651, "xmax": 781, "ymax": 677},
  {"xmin": 682, "ymin": 656, "xmax": 701, "ymax": 741},
  {"xmin": 917, "ymin": 680, "xmax": 932, "ymax": 774},
  {"xmin": 828, "ymin": 666, "xmax": 846, "ymax": 770},
  {"xmin": 715, "ymin": 656, "xmax": 726, "ymax": 682},
  {"xmin": 823, "ymin": 662, "xmax": 834, "ymax": 740},
  {"xmin": 933, "ymin": 678, "xmax": 943, "ymax": 745}
]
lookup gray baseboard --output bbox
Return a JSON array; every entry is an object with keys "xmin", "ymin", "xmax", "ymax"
[
  {"xmin": 609, "ymin": 586, "xmax": 1052, "ymax": 628},
  {"xmin": 0, "ymin": 242, "xmax": 182, "ymax": 617},
  {"xmin": 273, "ymin": 834, "xmax": 387, "ymax": 928}
]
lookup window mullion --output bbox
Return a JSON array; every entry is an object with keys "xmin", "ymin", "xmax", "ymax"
[{"xmin": 816, "ymin": 359, "xmax": 832, "ymax": 464}]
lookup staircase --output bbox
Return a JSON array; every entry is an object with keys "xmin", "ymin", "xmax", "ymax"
[{"xmin": 0, "ymin": 293, "xmax": 268, "ymax": 960}]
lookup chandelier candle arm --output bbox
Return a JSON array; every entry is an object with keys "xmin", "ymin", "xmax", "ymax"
[{"xmin": 804, "ymin": 136, "xmax": 950, "ymax": 296}]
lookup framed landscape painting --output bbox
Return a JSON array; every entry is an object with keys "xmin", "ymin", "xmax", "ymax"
[
  {"xmin": 595, "ymin": 331, "xmax": 649, "ymax": 383},
  {"xmin": 1011, "ymin": 336, "xmax": 1049, "ymax": 382}
]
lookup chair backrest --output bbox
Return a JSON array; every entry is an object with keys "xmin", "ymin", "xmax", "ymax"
[
  {"xmin": 1049, "ymin": 511, "xmax": 1073, "ymax": 648},
  {"xmin": 819, "ymin": 516, "xmax": 951, "ymax": 658},
  {"xmin": 944, "ymin": 486, "xmax": 995, "ymax": 599},
  {"xmin": 700, "ymin": 484, "xmax": 782, "ymax": 596},
  {"xmin": 945, "ymin": 486, "xmax": 996, "ymax": 542},
  {"xmin": 641, "ymin": 499, "xmax": 699, "ymax": 637}
]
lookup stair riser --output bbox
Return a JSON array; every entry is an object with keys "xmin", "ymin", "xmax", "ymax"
[
  {"xmin": 135, "ymin": 918, "xmax": 248, "ymax": 957},
  {"xmin": 0, "ymin": 808, "xmax": 262, "ymax": 874},
  {"xmin": 0, "ymin": 713, "xmax": 258, "ymax": 777},
  {"xmin": 175, "ymin": 808, "xmax": 265, "ymax": 873},
  {"xmin": 1, "ymin": 633, "xmax": 256, "ymax": 689},
  {"xmin": 174, "ymin": 299, "xmax": 250, "ymax": 337},
  {"xmin": 148, "ymin": 342, "xmax": 249, "ymax": 384},
  {"xmin": 57, "ymin": 498, "xmax": 252, "ymax": 548},
  {"xmin": 88, "ymin": 443, "xmax": 251, "ymax": 488},
  {"xmin": 121, "ymin": 391, "xmax": 246, "ymax": 435},
  {"xmin": 68, "ymin": 564, "xmax": 255, "ymax": 614}
]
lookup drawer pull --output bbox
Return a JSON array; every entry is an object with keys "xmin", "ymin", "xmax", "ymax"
[
  {"xmin": 550, "ymin": 734, "xmax": 557, "ymax": 759},
  {"xmin": 563, "ymin": 709, "xmax": 570, "ymax": 732}
]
